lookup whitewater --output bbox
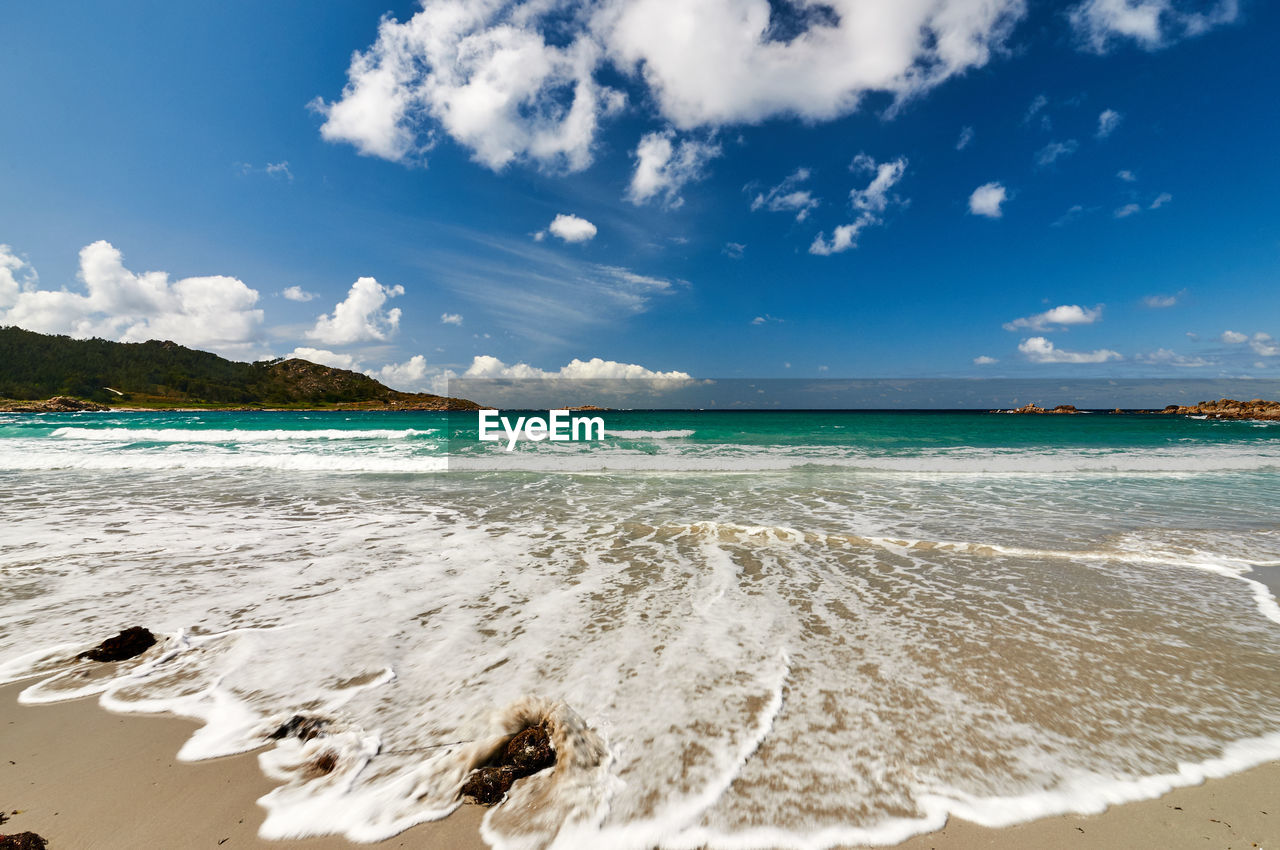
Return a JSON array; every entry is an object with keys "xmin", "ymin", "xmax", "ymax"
[{"xmin": 1, "ymin": 409, "xmax": 1278, "ymax": 849}]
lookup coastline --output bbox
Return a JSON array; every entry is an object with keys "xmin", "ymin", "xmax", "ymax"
[{"xmin": 4, "ymin": 681, "xmax": 1276, "ymax": 849}]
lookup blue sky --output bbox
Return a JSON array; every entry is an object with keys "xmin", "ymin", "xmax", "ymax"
[{"xmin": 1, "ymin": 0, "xmax": 1277, "ymax": 389}]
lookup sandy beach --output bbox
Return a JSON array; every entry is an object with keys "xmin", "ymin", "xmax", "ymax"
[{"xmin": 3, "ymin": 681, "xmax": 1276, "ymax": 850}]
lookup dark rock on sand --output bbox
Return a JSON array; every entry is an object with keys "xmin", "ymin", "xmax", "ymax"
[
  {"xmin": 0, "ymin": 832, "xmax": 49, "ymax": 849},
  {"xmin": 461, "ymin": 722, "xmax": 557, "ymax": 806},
  {"xmin": 269, "ymin": 715, "xmax": 328, "ymax": 742},
  {"xmin": 505, "ymin": 724, "xmax": 555, "ymax": 775},
  {"xmin": 461, "ymin": 765, "xmax": 519, "ymax": 805},
  {"xmin": 76, "ymin": 627, "xmax": 156, "ymax": 662}
]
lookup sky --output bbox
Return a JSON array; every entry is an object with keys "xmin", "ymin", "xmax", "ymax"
[{"xmin": 1, "ymin": 0, "xmax": 1277, "ymax": 391}]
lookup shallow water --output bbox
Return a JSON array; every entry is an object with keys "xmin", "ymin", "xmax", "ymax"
[{"xmin": 1, "ymin": 410, "xmax": 1278, "ymax": 848}]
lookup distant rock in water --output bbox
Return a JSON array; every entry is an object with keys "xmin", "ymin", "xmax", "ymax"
[
  {"xmin": 0, "ymin": 395, "xmax": 109, "ymax": 412},
  {"xmin": 992, "ymin": 402, "xmax": 1081, "ymax": 414},
  {"xmin": 0, "ymin": 832, "xmax": 49, "ymax": 849},
  {"xmin": 76, "ymin": 627, "xmax": 156, "ymax": 662},
  {"xmin": 461, "ymin": 722, "xmax": 557, "ymax": 806},
  {"xmin": 1160, "ymin": 398, "xmax": 1280, "ymax": 421}
]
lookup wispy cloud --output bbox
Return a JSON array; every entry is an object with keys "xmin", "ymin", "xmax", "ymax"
[
  {"xmin": 750, "ymin": 168, "xmax": 820, "ymax": 221},
  {"xmin": 1096, "ymin": 109, "xmax": 1122, "ymax": 139},
  {"xmin": 1035, "ymin": 139, "xmax": 1079, "ymax": 167}
]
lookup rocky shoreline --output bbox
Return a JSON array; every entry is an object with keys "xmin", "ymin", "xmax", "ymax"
[{"xmin": 994, "ymin": 398, "xmax": 1280, "ymax": 420}]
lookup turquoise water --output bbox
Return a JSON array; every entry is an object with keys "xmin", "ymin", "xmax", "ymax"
[{"xmin": 1, "ymin": 410, "xmax": 1279, "ymax": 848}]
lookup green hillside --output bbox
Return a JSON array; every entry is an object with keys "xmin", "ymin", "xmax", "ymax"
[{"xmin": 0, "ymin": 326, "xmax": 477, "ymax": 409}]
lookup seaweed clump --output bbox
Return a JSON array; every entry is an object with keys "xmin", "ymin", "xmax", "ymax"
[
  {"xmin": 268, "ymin": 715, "xmax": 328, "ymax": 742},
  {"xmin": 461, "ymin": 723, "xmax": 556, "ymax": 805},
  {"xmin": 76, "ymin": 627, "xmax": 156, "ymax": 662},
  {"xmin": 0, "ymin": 832, "xmax": 48, "ymax": 849}
]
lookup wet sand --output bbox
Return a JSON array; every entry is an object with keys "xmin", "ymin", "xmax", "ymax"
[{"xmin": 2, "ymin": 681, "xmax": 1277, "ymax": 849}]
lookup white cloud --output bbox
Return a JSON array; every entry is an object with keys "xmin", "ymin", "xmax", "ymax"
[
  {"xmin": 1220, "ymin": 330, "xmax": 1248, "ymax": 344},
  {"xmin": 722, "ymin": 242, "xmax": 746, "ymax": 259},
  {"xmin": 1117, "ymin": 169, "xmax": 1136, "ymax": 181},
  {"xmin": 440, "ymin": 312, "xmax": 464, "ymax": 325},
  {"xmin": 307, "ymin": 276, "xmax": 404, "ymax": 345},
  {"xmin": 1070, "ymin": 0, "xmax": 1239, "ymax": 53},
  {"xmin": 1149, "ymin": 192, "xmax": 1172, "ymax": 209},
  {"xmin": 968, "ymin": 181, "xmax": 1007, "ymax": 218},
  {"xmin": 0, "ymin": 244, "xmax": 38, "ymax": 308},
  {"xmin": 1004, "ymin": 304, "xmax": 1103, "ymax": 332},
  {"xmin": 1096, "ymin": 108, "xmax": 1122, "ymax": 139},
  {"xmin": 285, "ymin": 346, "xmax": 360, "ymax": 370},
  {"xmin": 1023, "ymin": 93, "xmax": 1049, "ymax": 124},
  {"xmin": 1142, "ymin": 293, "xmax": 1179, "ymax": 308},
  {"xmin": 463, "ymin": 354, "xmax": 692, "ymax": 383},
  {"xmin": 317, "ymin": 0, "xmax": 1027, "ymax": 171},
  {"xmin": 956, "ymin": 126, "xmax": 975, "ymax": 150},
  {"xmin": 1052, "ymin": 204, "xmax": 1087, "ymax": 227},
  {"xmin": 1116, "ymin": 192, "xmax": 1172, "ymax": 218},
  {"xmin": 548, "ymin": 213, "xmax": 599, "ymax": 242},
  {"xmin": 751, "ymin": 314, "xmax": 783, "ymax": 325},
  {"xmin": 369, "ymin": 354, "xmax": 430, "ymax": 388},
  {"xmin": 1114, "ymin": 203, "xmax": 1142, "ymax": 218},
  {"xmin": 1018, "ymin": 336, "xmax": 1121, "ymax": 363},
  {"xmin": 750, "ymin": 168, "xmax": 820, "ymax": 221},
  {"xmin": 1136, "ymin": 348, "xmax": 1210, "ymax": 367},
  {"xmin": 810, "ymin": 155, "xmax": 908, "ymax": 255},
  {"xmin": 1035, "ymin": 139, "xmax": 1079, "ymax": 167},
  {"xmin": 627, "ymin": 130, "xmax": 721, "ymax": 207},
  {"xmin": 312, "ymin": 3, "xmax": 622, "ymax": 171},
  {"xmin": 266, "ymin": 161, "xmax": 294, "ymax": 181},
  {"xmin": 282, "ymin": 285, "xmax": 317, "ymax": 302},
  {"xmin": 1251, "ymin": 333, "xmax": 1279, "ymax": 357},
  {"xmin": 0, "ymin": 240, "xmax": 264, "ymax": 357},
  {"xmin": 973, "ymin": 355, "xmax": 998, "ymax": 365}
]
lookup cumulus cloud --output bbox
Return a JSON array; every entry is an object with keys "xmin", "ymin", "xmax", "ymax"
[
  {"xmin": 1096, "ymin": 108, "xmax": 1122, "ymax": 138},
  {"xmin": 750, "ymin": 168, "xmax": 820, "ymax": 221},
  {"xmin": 441, "ymin": 312, "xmax": 464, "ymax": 325},
  {"xmin": 1142, "ymin": 292, "xmax": 1179, "ymax": 308},
  {"xmin": 312, "ymin": 2, "xmax": 623, "ymax": 171},
  {"xmin": 1220, "ymin": 330, "xmax": 1248, "ymax": 344},
  {"xmin": 1035, "ymin": 139, "xmax": 1079, "ymax": 167},
  {"xmin": 317, "ymin": 0, "xmax": 1027, "ymax": 171},
  {"xmin": 1004, "ymin": 304, "xmax": 1103, "ymax": 332},
  {"xmin": 369, "ymin": 354, "xmax": 430, "ymax": 388},
  {"xmin": 307, "ymin": 277, "xmax": 405, "ymax": 345},
  {"xmin": 1070, "ymin": 0, "xmax": 1239, "ymax": 53},
  {"xmin": 968, "ymin": 181, "xmax": 1008, "ymax": 218},
  {"xmin": 1117, "ymin": 169, "xmax": 1136, "ymax": 181},
  {"xmin": 282, "ymin": 285, "xmax": 317, "ymax": 302},
  {"xmin": 0, "ymin": 240, "xmax": 264, "ymax": 357},
  {"xmin": 548, "ymin": 213, "xmax": 598, "ymax": 243},
  {"xmin": 956, "ymin": 126, "xmax": 975, "ymax": 150},
  {"xmin": 0, "ymin": 244, "xmax": 39, "ymax": 308},
  {"xmin": 463, "ymin": 354, "xmax": 692, "ymax": 383},
  {"xmin": 285, "ymin": 346, "xmax": 360, "ymax": 370},
  {"xmin": 973, "ymin": 355, "xmax": 998, "ymax": 365},
  {"xmin": 1018, "ymin": 336, "xmax": 1121, "ymax": 363},
  {"xmin": 627, "ymin": 130, "xmax": 721, "ymax": 207},
  {"xmin": 810, "ymin": 154, "xmax": 908, "ymax": 255}
]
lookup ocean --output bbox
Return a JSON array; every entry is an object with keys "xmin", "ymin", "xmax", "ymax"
[{"xmin": 2, "ymin": 409, "xmax": 1279, "ymax": 849}]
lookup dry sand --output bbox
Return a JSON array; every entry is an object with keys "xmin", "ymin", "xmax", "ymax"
[{"xmin": 2, "ymin": 680, "xmax": 1277, "ymax": 849}]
